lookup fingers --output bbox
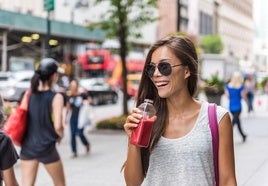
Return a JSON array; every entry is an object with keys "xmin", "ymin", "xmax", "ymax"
[
  {"xmin": 124, "ymin": 115, "xmax": 140, "ymax": 130},
  {"xmin": 124, "ymin": 108, "xmax": 142, "ymax": 137},
  {"xmin": 151, "ymin": 115, "xmax": 157, "ymax": 121}
]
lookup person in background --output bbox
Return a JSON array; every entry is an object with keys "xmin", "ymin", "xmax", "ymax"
[
  {"xmin": 123, "ymin": 35, "xmax": 237, "ymax": 185},
  {"xmin": 65, "ymin": 79, "xmax": 90, "ymax": 158},
  {"xmin": 244, "ymin": 75, "xmax": 256, "ymax": 114},
  {"xmin": 0, "ymin": 94, "xmax": 19, "ymax": 186},
  {"xmin": 225, "ymin": 71, "xmax": 247, "ymax": 142},
  {"xmin": 20, "ymin": 58, "xmax": 66, "ymax": 186}
]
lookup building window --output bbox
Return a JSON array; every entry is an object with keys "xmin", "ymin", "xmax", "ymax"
[{"xmin": 199, "ymin": 11, "xmax": 213, "ymax": 35}]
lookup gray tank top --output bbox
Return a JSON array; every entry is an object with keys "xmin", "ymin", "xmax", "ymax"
[{"xmin": 142, "ymin": 101, "xmax": 228, "ymax": 186}]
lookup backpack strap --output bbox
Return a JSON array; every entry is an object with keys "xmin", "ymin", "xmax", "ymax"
[{"xmin": 208, "ymin": 103, "xmax": 219, "ymax": 186}]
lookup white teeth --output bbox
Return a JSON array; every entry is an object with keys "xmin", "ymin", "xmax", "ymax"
[{"xmin": 155, "ymin": 82, "xmax": 168, "ymax": 87}]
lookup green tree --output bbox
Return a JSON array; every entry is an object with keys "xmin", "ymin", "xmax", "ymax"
[
  {"xmin": 88, "ymin": 0, "xmax": 157, "ymax": 115},
  {"xmin": 201, "ymin": 35, "xmax": 224, "ymax": 54}
]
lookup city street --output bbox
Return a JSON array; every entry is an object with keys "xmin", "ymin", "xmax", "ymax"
[
  {"xmin": 12, "ymin": 93, "xmax": 268, "ymax": 186},
  {"xmin": 0, "ymin": 1, "xmax": 266, "ymax": 186}
]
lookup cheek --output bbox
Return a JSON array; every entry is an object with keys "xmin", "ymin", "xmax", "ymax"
[
  {"xmin": 170, "ymin": 73, "xmax": 186, "ymax": 91},
  {"xmin": 168, "ymin": 76, "xmax": 180, "ymax": 91}
]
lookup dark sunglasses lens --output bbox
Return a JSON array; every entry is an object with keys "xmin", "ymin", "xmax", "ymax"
[
  {"xmin": 146, "ymin": 65, "xmax": 155, "ymax": 77},
  {"xmin": 158, "ymin": 62, "xmax": 172, "ymax": 76}
]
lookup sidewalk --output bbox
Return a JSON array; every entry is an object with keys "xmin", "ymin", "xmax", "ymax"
[
  {"xmin": 14, "ymin": 130, "xmax": 128, "ymax": 186},
  {"xmin": 233, "ymin": 94, "xmax": 268, "ymax": 186},
  {"xmin": 199, "ymin": 93, "xmax": 268, "ymax": 185},
  {"xmin": 12, "ymin": 94, "xmax": 268, "ymax": 185}
]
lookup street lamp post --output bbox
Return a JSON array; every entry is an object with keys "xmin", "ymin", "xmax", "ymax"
[
  {"xmin": 43, "ymin": 0, "xmax": 54, "ymax": 57},
  {"xmin": 46, "ymin": 12, "xmax": 51, "ymax": 57},
  {"xmin": 1, "ymin": 31, "xmax": 7, "ymax": 71}
]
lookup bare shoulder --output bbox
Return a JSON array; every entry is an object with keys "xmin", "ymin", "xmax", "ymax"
[
  {"xmin": 53, "ymin": 93, "xmax": 64, "ymax": 104},
  {"xmin": 218, "ymin": 112, "xmax": 232, "ymax": 135}
]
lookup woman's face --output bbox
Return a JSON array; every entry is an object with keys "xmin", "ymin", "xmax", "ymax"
[
  {"xmin": 70, "ymin": 80, "xmax": 78, "ymax": 92},
  {"xmin": 150, "ymin": 46, "xmax": 190, "ymax": 98}
]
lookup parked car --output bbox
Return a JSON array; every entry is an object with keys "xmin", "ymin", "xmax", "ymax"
[
  {"xmin": 0, "ymin": 71, "xmax": 34, "ymax": 102},
  {"xmin": 79, "ymin": 78, "xmax": 118, "ymax": 105}
]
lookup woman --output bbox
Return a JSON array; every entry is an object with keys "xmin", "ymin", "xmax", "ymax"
[
  {"xmin": 225, "ymin": 71, "xmax": 247, "ymax": 142},
  {"xmin": 244, "ymin": 75, "xmax": 256, "ymax": 113},
  {"xmin": 65, "ymin": 79, "xmax": 90, "ymax": 158},
  {"xmin": 123, "ymin": 35, "xmax": 237, "ymax": 185},
  {"xmin": 20, "ymin": 58, "xmax": 65, "ymax": 186},
  {"xmin": 0, "ymin": 95, "xmax": 19, "ymax": 186}
]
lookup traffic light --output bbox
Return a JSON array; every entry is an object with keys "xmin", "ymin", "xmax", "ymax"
[{"xmin": 44, "ymin": 0, "xmax": 54, "ymax": 11}]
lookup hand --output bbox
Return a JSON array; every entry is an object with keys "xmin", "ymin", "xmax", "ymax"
[{"xmin": 124, "ymin": 108, "xmax": 142, "ymax": 138}]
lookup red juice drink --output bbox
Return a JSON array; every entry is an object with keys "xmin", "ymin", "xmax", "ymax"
[
  {"xmin": 130, "ymin": 99, "xmax": 156, "ymax": 147},
  {"xmin": 130, "ymin": 118, "xmax": 155, "ymax": 147}
]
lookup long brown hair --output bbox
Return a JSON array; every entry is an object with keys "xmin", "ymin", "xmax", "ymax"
[{"xmin": 137, "ymin": 35, "xmax": 199, "ymax": 176}]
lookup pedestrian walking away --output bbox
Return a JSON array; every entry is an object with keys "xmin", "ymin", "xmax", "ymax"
[
  {"xmin": 123, "ymin": 35, "xmax": 237, "ymax": 186},
  {"xmin": 225, "ymin": 71, "xmax": 247, "ymax": 143},
  {"xmin": 65, "ymin": 79, "xmax": 91, "ymax": 158},
  {"xmin": 19, "ymin": 58, "xmax": 66, "ymax": 186},
  {"xmin": 244, "ymin": 75, "xmax": 256, "ymax": 114},
  {"xmin": 0, "ymin": 94, "xmax": 19, "ymax": 186}
]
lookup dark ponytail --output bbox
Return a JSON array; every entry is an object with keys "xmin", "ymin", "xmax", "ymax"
[{"xmin": 31, "ymin": 73, "xmax": 40, "ymax": 93}]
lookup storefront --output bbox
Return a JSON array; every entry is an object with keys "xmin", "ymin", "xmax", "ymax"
[{"xmin": 0, "ymin": 9, "xmax": 105, "ymax": 72}]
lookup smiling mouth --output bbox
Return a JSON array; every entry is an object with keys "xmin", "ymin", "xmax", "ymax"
[{"xmin": 155, "ymin": 81, "xmax": 169, "ymax": 87}]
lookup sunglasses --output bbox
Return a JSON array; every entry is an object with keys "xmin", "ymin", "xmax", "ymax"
[{"xmin": 145, "ymin": 62, "xmax": 184, "ymax": 77}]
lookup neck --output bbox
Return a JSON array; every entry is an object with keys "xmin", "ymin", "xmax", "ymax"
[
  {"xmin": 38, "ymin": 84, "xmax": 51, "ymax": 91},
  {"xmin": 166, "ymin": 93, "xmax": 196, "ymax": 116}
]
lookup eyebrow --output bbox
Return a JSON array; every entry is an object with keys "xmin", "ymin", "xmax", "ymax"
[{"xmin": 150, "ymin": 58, "xmax": 172, "ymax": 64}]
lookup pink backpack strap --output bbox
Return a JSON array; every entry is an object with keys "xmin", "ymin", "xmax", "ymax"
[{"xmin": 208, "ymin": 103, "xmax": 219, "ymax": 186}]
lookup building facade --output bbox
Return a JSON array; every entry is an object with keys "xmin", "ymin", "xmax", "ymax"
[
  {"xmin": 218, "ymin": 0, "xmax": 254, "ymax": 61},
  {"xmin": 0, "ymin": 0, "xmax": 254, "ymax": 70},
  {"xmin": 157, "ymin": 0, "xmax": 254, "ymax": 63},
  {"xmin": 253, "ymin": 0, "xmax": 268, "ymax": 73}
]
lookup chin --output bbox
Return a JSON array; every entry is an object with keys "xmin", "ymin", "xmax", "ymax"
[{"xmin": 157, "ymin": 91, "xmax": 169, "ymax": 98}]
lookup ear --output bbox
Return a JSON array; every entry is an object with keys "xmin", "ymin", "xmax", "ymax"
[
  {"xmin": 184, "ymin": 66, "xmax": 190, "ymax": 79},
  {"xmin": 52, "ymin": 72, "xmax": 58, "ymax": 81}
]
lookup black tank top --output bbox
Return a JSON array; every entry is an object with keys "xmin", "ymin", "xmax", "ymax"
[
  {"xmin": 0, "ymin": 132, "xmax": 19, "ymax": 181},
  {"xmin": 20, "ymin": 90, "xmax": 59, "ymax": 158}
]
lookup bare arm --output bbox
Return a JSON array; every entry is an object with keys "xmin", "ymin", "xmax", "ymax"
[
  {"xmin": 2, "ymin": 167, "xmax": 19, "ymax": 186},
  {"xmin": 65, "ymin": 101, "xmax": 71, "ymax": 125},
  {"xmin": 123, "ymin": 108, "xmax": 144, "ymax": 186},
  {"xmin": 241, "ymin": 89, "xmax": 247, "ymax": 103},
  {"xmin": 52, "ymin": 93, "xmax": 64, "ymax": 141},
  {"xmin": 218, "ymin": 113, "xmax": 237, "ymax": 186},
  {"xmin": 124, "ymin": 144, "xmax": 144, "ymax": 186}
]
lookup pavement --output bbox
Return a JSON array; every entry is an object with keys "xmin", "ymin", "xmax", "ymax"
[{"xmin": 12, "ymin": 93, "xmax": 268, "ymax": 186}]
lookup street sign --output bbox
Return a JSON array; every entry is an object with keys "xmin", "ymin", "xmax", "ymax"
[{"xmin": 43, "ymin": 0, "xmax": 54, "ymax": 11}]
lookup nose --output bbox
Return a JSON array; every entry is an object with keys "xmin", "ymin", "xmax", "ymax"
[{"xmin": 153, "ymin": 66, "xmax": 161, "ymax": 77}]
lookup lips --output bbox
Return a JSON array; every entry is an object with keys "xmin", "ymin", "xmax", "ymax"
[{"xmin": 154, "ymin": 81, "xmax": 169, "ymax": 87}]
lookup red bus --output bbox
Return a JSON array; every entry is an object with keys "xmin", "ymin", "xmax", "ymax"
[
  {"xmin": 78, "ymin": 49, "xmax": 117, "ymax": 77},
  {"xmin": 78, "ymin": 49, "xmax": 145, "ymax": 98}
]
